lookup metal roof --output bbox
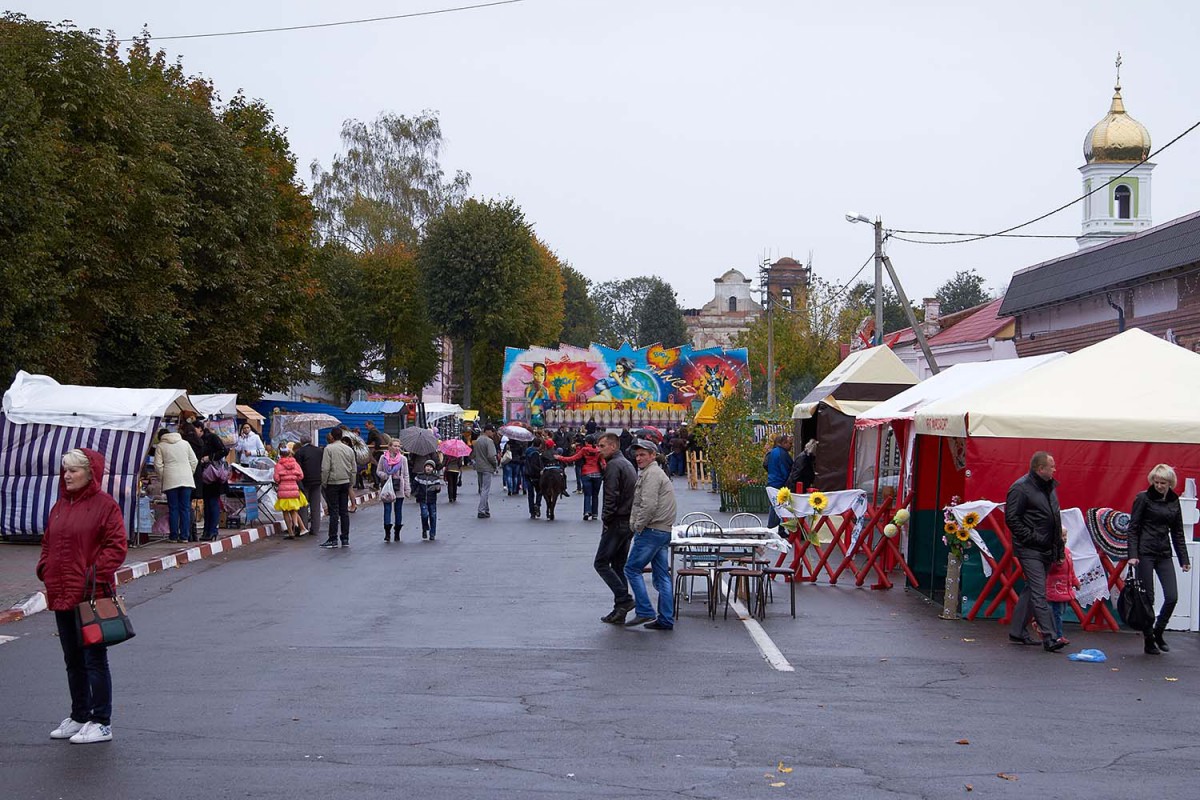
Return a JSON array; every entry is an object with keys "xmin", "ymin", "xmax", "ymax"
[
  {"xmin": 345, "ymin": 400, "xmax": 406, "ymax": 414},
  {"xmin": 1000, "ymin": 211, "xmax": 1200, "ymax": 315}
]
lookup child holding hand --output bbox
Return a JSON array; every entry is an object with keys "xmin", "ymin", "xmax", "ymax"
[{"xmin": 1046, "ymin": 528, "xmax": 1082, "ymax": 644}]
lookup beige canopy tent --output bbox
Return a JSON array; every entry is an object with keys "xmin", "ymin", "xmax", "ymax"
[{"xmin": 791, "ymin": 346, "xmax": 917, "ymax": 491}]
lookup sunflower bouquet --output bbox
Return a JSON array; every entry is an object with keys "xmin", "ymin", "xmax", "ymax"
[
  {"xmin": 942, "ymin": 496, "xmax": 978, "ymax": 557},
  {"xmin": 775, "ymin": 487, "xmax": 829, "ymax": 547}
]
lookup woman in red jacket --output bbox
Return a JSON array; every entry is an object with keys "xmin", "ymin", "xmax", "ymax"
[
  {"xmin": 37, "ymin": 448, "xmax": 128, "ymax": 744},
  {"xmin": 557, "ymin": 435, "xmax": 606, "ymax": 521},
  {"xmin": 272, "ymin": 442, "xmax": 308, "ymax": 539}
]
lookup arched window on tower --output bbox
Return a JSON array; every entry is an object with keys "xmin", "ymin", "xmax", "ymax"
[
  {"xmin": 728, "ymin": 296, "xmax": 738, "ymax": 312},
  {"xmin": 781, "ymin": 287, "xmax": 794, "ymax": 308},
  {"xmin": 1115, "ymin": 184, "xmax": 1132, "ymax": 219}
]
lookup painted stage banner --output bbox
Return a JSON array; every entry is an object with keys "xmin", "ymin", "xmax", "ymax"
[{"xmin": 502, "ymin": 343, "xmax": 748, "ymax": 428}]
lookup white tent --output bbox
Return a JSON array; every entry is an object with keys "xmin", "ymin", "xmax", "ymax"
[
  {"xmin": 915, "ymin": 328, "xmax": 1200, "ymax": 443},
  {"xmin": 857, "ymin": 354, "xmax": 1066, "ymax": 429},
  {"xmin": 423, "ymin": 402, "xmax": 464, "ymax": 424},
  {"xmin": 1, "ymin": 371, "xmax": 196, "ymax": 538},
  {"xmin": 190, "ymin": 393, "xmax": 237, "ymax": 419},
  {"xmin": 792, "ymin": 345, "xmax": 917, "ymax": 420}
]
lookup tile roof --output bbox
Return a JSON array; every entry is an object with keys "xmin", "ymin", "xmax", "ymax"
[
  {"xmin": 1000, "ymin": 211, "xmax": 1200, "ymax": 315},
  {"xmin": 927, "ymin": 297, "xmax": 1010, "ymax": 347}
]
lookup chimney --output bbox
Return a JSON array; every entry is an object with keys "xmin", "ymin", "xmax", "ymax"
[{"xmin": 922, "ymin": 297, "xmax": 941, "ymax": 337}]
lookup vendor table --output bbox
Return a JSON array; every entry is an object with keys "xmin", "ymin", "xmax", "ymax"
[
  {"xmin": 229, "ymin": 464, "xmax": 278, "ymax": 525},
  {"xmin": 670, "ymin": 526, "xmax": 791, "ymax": 618}
]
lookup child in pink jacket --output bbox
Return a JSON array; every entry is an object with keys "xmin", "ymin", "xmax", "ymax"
[
  {"xmin": 1046, "ymin": 529, "xmax": 1082, "ymax": 643},
  {"xmin": 273, "ymin": 443, "xmax": 308, "ymax": 539}
]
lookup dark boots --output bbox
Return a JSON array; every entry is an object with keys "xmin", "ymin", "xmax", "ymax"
[
  {"xmin": 1154, "ymin": 626, "xmax": 1170, "ymax": 652},
  {"xmin": 384, "ymin": 524, "xmax": 392, "ymax": 542},
  {"xmin": 1144, "ymin": 630, "xmax": 1161, "ymax": 655}
]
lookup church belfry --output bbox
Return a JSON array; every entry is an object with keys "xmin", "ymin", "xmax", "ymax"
[{"xmin": 1078, "ymin": 54, "xmax": 1154, "ymax": 249}]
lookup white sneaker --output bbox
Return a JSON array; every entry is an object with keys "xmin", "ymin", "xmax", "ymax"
[
  {"xmin": 50, "ymin": 717, "xmax": 85, "ymax": 739},
  {"xmin": 69, "ymin": 721, "xmax": 113, "ymax": 744}
]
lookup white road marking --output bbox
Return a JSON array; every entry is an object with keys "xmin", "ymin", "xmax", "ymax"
[
  {"xmin": 720, "ymin": 576, "xmax": 795, "ymax": 672},
  {"xmin": 0, "ymin": 634, "xmax": 18, "ymax": 645}
]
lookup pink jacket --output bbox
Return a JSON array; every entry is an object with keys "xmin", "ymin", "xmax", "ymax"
[
  {"xmin": 1046, "ymin": 547, "xmax": 1081, "ymax": 602},
  {"xmin": 273, "ymin": 456, "xmax": 305, "ymax": 499}
]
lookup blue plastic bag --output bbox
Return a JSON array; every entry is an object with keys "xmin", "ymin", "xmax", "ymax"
[{"xmin": 1067, "ymin": 648, "xmax": 1107, "ymax": 662}]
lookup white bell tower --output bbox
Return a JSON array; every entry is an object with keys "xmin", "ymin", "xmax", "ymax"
[{"xmin": 1078, "ymin": 54, "xmax": 1154, "ymax": 249}]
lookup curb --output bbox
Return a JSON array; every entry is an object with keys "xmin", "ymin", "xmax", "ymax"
[{"xmin": 0, "ymin": 488, "xmax": 382, "ymax": 628}]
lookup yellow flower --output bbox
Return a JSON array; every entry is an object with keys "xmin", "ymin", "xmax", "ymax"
[
  {"xmin": 776, "ymin": 487, "xmax": 792, "ymax": 506},
  {"xmin": 955, "ymin": 528, "xmax": 971, "ymax": 542},
  {"xmin": 883, "ymin": 523, "xmax": 899, "ymax": 538},
  {"xmin": 944, "ymin": 521, "xmax": 960, "ymax": 536},
  {"xmin": 893, "ymin": 508, "xmax": 911, "ymax": 525},
  {"xmin": 809, "ymin": 491, "xmax": 829, "ymax": 513},
  {"xmin": 963, "ymin": 511, "xmax": 981, "ymax": 528}
]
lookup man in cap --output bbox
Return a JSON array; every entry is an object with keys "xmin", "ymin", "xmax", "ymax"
[{"xmin": 622, "ymin": 439, "xmax": 676, "ymax": 631}]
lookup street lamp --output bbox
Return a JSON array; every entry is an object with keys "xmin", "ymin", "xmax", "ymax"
[{"xmin": 846, "ymin": 212, "xmax": 883, "ymax": 346}]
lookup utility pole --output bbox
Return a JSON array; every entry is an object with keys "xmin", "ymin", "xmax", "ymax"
[{"xmin": 873, "ymin": 217, "xmax": 884, "ymax": 346}]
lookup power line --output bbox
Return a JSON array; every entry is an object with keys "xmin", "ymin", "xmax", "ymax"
[
  {"xmin": 887, "ymin": 230, "xmax": 1080, "ymax": 241},
  {"xmin": 114, "ymin": 0, "xmax": 526, "ymax": 43},
  {"xmin": 825, "ymin": 252, "xmax": 876, "ymax": 303},
  {"xmin": 890, "ymin": 116, "xmax": 1200, "ymax": 246}
]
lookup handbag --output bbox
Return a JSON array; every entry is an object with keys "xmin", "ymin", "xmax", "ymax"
[
  {"xmin": 202, "ymin": 460, "xmax": 230, "ymax": 484},
  {"xmin": 75, "ymin": 568, "xmax": 135, "ymax": 648},
  {"xmin": 1117, "ymin": 565, "xmax": 1156, "ymax": 631},
  {"xmin": 501, "ymin": 450, "xmax": 513, "ymax": 466}
]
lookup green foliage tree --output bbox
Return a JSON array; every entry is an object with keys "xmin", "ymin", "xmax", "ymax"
[
  {"xmin": 935, "ymin": 269, "xmax": 991, "ymax": 314},
  {"xmin": 845, "ymin": 281, "xmax": 921, "ymax": 336},
  {"xmin": 559, "ymin": 265, "xmax": 601, "ymax": 347},
  {"xmin": 421, "ymin": 199, "xmax": 563, "ymax": 413},
  {"xmin": 706, "ymin": 388, "xmax": 764, "ymax": 491},
  {"xmin": 590, "ymin": 276, "xmax": 676, "ymax": 347},
  {"xmin": 311, "ymin": 111, "xmax": 470, "ymax": 251},
  {"xmin": 636, "ymin": 280, "xmax": 689, "ymax": 348},
  {"xmin": 0, "ymin": 16, "xmax": 313, "ymax": 396}
]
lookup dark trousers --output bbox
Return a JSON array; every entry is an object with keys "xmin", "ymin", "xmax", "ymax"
[
  {"xmin": 595, "ymin": 518, "xmax": 634, "ymax": 607},
  {"xmin": 1138, "ymin": 555, "xmax": 1179, "ymax": 631},
  {"xmin": 325, "ymin": 483, "xmax": 351, "ymax": 542},
  {"xmin": 573, "ymin": 462, "xmax": 583, "ymax": 491},
  {"xmin": 446, "ymin": 471, "xmax": 460, "ymax": 503},
  {"xmin": 524, "ymin": 475, "xmax": 541, "ymax": 515},
  {"xmin": 300, "ymin": 480, "xmax": 322, "ymax": 536},
  {"xmin": 1011, "ymin": 547, "xmax": 1056, "ymax": 640},
  {"xmin": 420, "ymin": 500, "xmax": 438, "ymax": 538},
  {"xmin": 55, "ymin": 610, "xmax": 112, "ymax": 725}
]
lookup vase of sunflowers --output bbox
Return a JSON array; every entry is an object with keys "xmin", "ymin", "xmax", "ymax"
[
  {"xmin": 939, "ymin": 498, "xmax": 980, "ymax": 620},
  {"xmin": 774, "ymin": 487, "xmax": 829, "ymax": 546}
]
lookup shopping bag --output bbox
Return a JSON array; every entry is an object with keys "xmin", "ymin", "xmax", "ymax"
[
  {"xmin": 202, "ymin": 461, "xmax": 230, "ymax": 484},
  {"xmin": 379, "ymin": 478, "xmax": 396, "ymax": 503},
  {"xmin": 1067, "ymin": 648, "xmax": 1107, "ymax": 662},
  {"xmin": 75, "ymin": 569, "xmax": 135, "ymax": 648},
  {"xmin": 1117, "ymin": 566, "xmax": 1155, "ymax": 631}
]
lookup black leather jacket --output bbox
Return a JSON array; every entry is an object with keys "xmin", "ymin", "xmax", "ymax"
[
  {"xmin": 1006, "ymin": 471, "xmax": 1064, "ymax": 561},
  {"xmin": 601, "ymin": 451, "xmax": 637, "ymax": 524},
  {"xmin": 1130, "ymin": 488, "xmax": 1190, "ymax": 565}
]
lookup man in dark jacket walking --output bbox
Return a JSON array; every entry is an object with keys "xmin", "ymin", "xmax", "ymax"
[
  {"xmin": 1007, "ymin": 451, "xmax": 1067, "ymax": 652},
  {"xmin": 294, "ymin": 436, "xmax": 324, "ymax": 537},
  {"xmin": 596, "ymin": 432, "xmax": 638, "ymax": 624}
]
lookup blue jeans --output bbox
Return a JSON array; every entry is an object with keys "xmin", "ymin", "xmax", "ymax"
[
  {"xmin": 574, "ymin": 462, "xmax": 583, "ymax": 491},
  {"xmin": 203, "ymin": 495, "xmax": 221, "ymax": 536},
  {"xmin": 524, "ymin": 475, "xmax": 541, "ymax": 516},
  {"xmin": 383, "ymin": 497, "xmax": 404, "ymax": 527},
  {"xmin": 623, "ymin": 528, "xmax": 674, "ymax": 626},
  {"xmin": 165, "ymin": 486, "xmax": 192, "ymax": 541},
  {"xmin": 668, "ymin": 452, "xmax": 685, "ymax": 476},
  {"xmin": 582, "ymin": 473, "xmax": 602, "ymax": 518},
  {"xmin": 505, "ymin": 462, "xmax": 523, "ymax": 494},
  {"xmin": 1049, "ymin": 601, "xmax": 1066, "ymax": 639},
  {"xmin": 420, "ymin": 501, "xmax": 438, "ymax": 538}
]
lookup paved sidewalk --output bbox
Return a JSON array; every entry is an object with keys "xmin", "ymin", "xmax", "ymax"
[{"xmin": 0, "ymin": 487, "xmax": 381, "ymax": 624}]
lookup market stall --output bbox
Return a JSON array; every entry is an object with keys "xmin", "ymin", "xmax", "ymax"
[
  {"xmin": 911, "ymin": 329, "xmax": 1200, "ymax": 629},
  {"xmin": 0, "ymin": 371, "xmax": 196, "ymax": 542}
]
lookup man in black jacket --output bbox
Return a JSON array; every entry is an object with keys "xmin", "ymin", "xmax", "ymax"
[
  {"xmin": 596, "ymin": 432, "xmax": 638, "ymax": 624},
  {"xmin": 294, "ymin": 436, "xmax": 324, "ymax": 537},
  {"xmin": 1006, "ymin": 451, "xmax": 1067, "ymax": 652}
]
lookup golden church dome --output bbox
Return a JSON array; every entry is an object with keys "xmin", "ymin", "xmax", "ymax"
[{"xmin": 1083, "ymin": 84, "xmax": 1151, "ymax": 163}]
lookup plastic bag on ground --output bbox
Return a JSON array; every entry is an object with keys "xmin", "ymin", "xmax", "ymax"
[{"xmin": 1067, "ymin": 648, "xmax": 1107, "ymax": 662}]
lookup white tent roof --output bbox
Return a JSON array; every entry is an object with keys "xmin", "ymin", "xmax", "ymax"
[
  {"xmin": 423, "ymin": 402, "xmax": 464, "ymax": 424},
  {"xmin": 857, "ymin": 353, "xmax": 1067, "ymax": 430},
  {"xmin": 2, "ymin": 371, "xmax": 195, "ymax": 434},
  {"xmin": 792, "ymin": 346, "xmax": 917, "ymax": 419},
  {"xmin": 190, "ymin": 393, "xmax": 238, "ymax": 419},
  {"xmin": 915, "ymin": 328, "xmax": 1200, "ymax": 443}
]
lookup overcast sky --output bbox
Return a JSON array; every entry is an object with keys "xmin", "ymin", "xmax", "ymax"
[{"xmin": 12, "ymin": 1, "xmax": 1200, "ymax": 309}]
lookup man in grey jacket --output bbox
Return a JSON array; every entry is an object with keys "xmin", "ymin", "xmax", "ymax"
[
  {"xmin": 596, "ymin": 433, "xmax": 637, "ymax": 624},
  {"xmin": 472, "ymin": 425, "xmax": 499, "ymax": 519},
  {"xmin": 623, "ymin": 440, "xmax": 676, "ymax": 630},
  {"xmin": 320, "ymin": 428, "xmax": 357, "ymax": 548}
]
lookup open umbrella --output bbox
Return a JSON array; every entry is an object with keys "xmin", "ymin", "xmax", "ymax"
[
  {"xmin": 634, "ymin": 426, "xmax": 664, "ymax": 443},
  {"xmin": 397, "ymin": 426, "xmax": 439, "ymax": 456},
  {"xmin": 498, "ymin": 424, "xmax": 535, "ymax": 442},
  {"xmin": 439, "ymin": 438, "xmax": 472, "ymax": 458}
]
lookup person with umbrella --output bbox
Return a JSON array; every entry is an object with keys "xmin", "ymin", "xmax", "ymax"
[{"xmin": 439, "ymin": 438, "xmax": 472, "ymax": 504}]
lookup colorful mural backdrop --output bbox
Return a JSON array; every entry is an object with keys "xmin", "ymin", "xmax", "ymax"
[{"xmin": 503, "ymin": 343, "xmax": 748, "ymax": 427}]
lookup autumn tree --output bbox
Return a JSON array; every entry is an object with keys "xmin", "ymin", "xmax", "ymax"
[
  {"xmin": 421, "ymin": 199, "xmax": 563, "ymax": 412},
  {"xmin": 559, "ymin": 265, "xmax": 601, "ymax": 347},
  {"xmin": 935, "ymin": 269, "xmax": 991, "ymax": 314},
  {"xmin": 590, "ymin": 276, "xmax": 677, "ymax": 347}
]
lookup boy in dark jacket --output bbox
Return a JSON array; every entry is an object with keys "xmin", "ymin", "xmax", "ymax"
[{"xmin": 413, "ymin": 460, "xmax": 443, "ymax": 541}]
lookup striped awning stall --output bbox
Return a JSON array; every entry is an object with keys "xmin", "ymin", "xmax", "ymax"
[{"xmin": 0, "ymin": 412, "xmax": 156, "ymax": 540}]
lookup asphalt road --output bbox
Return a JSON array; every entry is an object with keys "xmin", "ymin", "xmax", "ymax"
[{"xmin": 3, "ymin": 480, "xmax": 1199, "ymax": 799}]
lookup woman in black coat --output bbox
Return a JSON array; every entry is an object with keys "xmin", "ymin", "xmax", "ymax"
[
  {"xmin": 196, "ymin": 420, "xmax": 229, "ymax": 540},
  {"xmin": 1128, "ymin": 464, "xmax": 1192, "ymax": 654}
]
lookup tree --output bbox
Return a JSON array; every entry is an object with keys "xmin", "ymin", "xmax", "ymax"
[
  {"xmin": 845, "ymin": 282, "xmax": 921, "ymax": 336},
  {"xmin": 421, "ymin": 198, "xmax": 563, "ymax": 413},
  {"xmin": 559, "ymin": 265, "xmax": 601, "ymax": 347},
  {"xmin": 935, "ymin": 269, "xmax": 991, "ymax": 314},
  {"xmin": 311, "ymin": 111, "xmax": 470, "ymax": 251},
  {"xmin": 636, "ymin": 280, "xmax": 689, "ymax": 348},
  {"xmin": 590, "ymin": 276, "xmax": 675, "ymax": 347}
]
